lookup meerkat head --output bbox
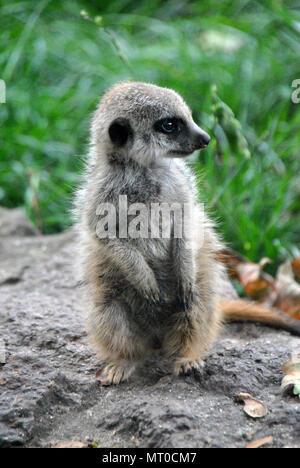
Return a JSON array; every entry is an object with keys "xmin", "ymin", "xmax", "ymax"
[{"xmin": 91, "ymin": 81, "xmax": 210, "ymax": 166}]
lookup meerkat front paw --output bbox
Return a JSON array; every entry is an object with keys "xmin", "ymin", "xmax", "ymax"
[
  {"xmin": 173, "ymin": 358, "xmax": 204, "ymax": 376},
  {"xmin": 140, "ymin": 275, "xmax": 162, "ymax": 305},
  {"xmin": 96, "ymin": 361, "xmax": 136, "ymax": 386}
]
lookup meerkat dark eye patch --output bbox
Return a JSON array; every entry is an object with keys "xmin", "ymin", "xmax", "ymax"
[
  {"xmin": 154, "ymin": 117, "xmax": 184, "ymax": 135},
  {"xmin": 109, "ymin": 119, "xmax": 133, "ymax": 147}
]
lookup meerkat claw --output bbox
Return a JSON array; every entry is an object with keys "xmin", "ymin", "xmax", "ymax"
[
  {"xmin": 173, "ymin": 358, "xmax": 205, "ymax": 376},
  {"xmin": 96, "ymin": 362, "xmax": 136, "ymax": 386}
]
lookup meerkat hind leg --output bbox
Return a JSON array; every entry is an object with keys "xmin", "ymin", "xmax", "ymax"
[
  {"xmin": 89, "ymin": 300, "xmax": 148, "ymax": 385},
  {"xmin": 163, "ymin": 302, "xmax": 221, "ymax": 377}
]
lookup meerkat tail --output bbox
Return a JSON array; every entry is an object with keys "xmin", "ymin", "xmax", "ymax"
[{"xmin": 221, "ymin": 299, "xmax": 300, "ymax": 336}]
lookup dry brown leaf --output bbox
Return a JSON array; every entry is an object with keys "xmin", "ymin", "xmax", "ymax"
[
  {"xmin": 216, "ymin": 249, "xmax": 246, "ymax": 279},
  {"xmin": 292, "ymin": 256, "xmax": 300, "ymax": 280},
  {"xmin": 53, "ymin": 440, "xmax": 86, "ymax": 448},
  {"xmin": 217, "ymin": 249, "xmax": 300, "ymax": 322},
  {"xmin": 246, "ymin": 436, "xmax": 273, "ymax": 449},
  {"xmin": 276, "ymin": 261, "xmax": 300, "ymax": 298},
  {"xmin": 275, "ymin": 262, "xmax": 300, "ymax": 320},
  {"xmin": 236, "ymin": 261, "xmax": 275, "ymax": 302},
  {"xmin": 259, "ymin": 258, "xmax": 273, "ymax": 269},
  {"xmin": 244, "ymin": 278, "xmax": 273, "ymax": 300},
  {"xmin": 216, "ymin": 250, "xmax": 274, "ymax": 302},
  {"xmin": 281, "ymin": 354, "xmax": 300, "ymax": 397},
  {"xmin": 235, "ymin": 392, "xmax": 268, "ymax": 418},
  {"xmin": 217, "ymin": 250, "xmax": 274, "ymax": 300},
  {"xmin": 237, "ymin": 262, "xmax": 260, "ymax": 285}
]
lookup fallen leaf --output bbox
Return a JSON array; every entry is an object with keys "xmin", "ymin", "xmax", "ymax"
[
  {"xmin": 258, "ymin": 258, "xmax": 273, "ymax": 269},
  {"xmin": 216, "ymin": 249, "xmax": 245, "ymax": 279},
  {"xmin": 275, "ymin": 262, "xmax": 300, "ymax": 320},
  {"xmin": 281, "ymin": 354, "xmax": 300, "ymax": 397},
  {"xmin": 217, "ymin": 249, "xmax": 300, "ymax": 323},
  {"xmin": 244, "ymin": 277, "xmax": 273, "ymax": 301},
  {"xmin": 246, "ymin": 436, "xmax": 273, "ymax": 449},
  {"xmin": 236, "ymin": 260, "xmax": 275, "ymax": 302},
  {"xmin": 276, "ymin": 261, "xmax": 300, "ymax": 298},
  {"xmin": 217, "ymin": 250, "xmax": 275, "ymax": 302},
  {"xmin": 292, "ymin": 256, "xmax": 300, "ymax": 280},
  {"xmin": 235, "ymin": 392, "xmax": 268, "ymax": 418},
  {"xmin": 53, "ymin": 440, "xmax": 86, "ymax": 448}
]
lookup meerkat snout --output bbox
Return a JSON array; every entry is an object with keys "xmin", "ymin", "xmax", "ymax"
[
  {"xmin": 154, "ymin": 117, "xmax": 211, "ymax": 157},
  {"xmin": 190, "ymin": 123, "xmax": 211, "ymax": 149}
]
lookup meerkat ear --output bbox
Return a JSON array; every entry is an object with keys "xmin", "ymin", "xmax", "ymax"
[{"xmin": 108, "ymin": 119, "xmax": 133, "ymax": 147}]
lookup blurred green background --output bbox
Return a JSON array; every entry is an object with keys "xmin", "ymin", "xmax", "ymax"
[{"xmin": 0, "ymin": 0, "xmax": 299, "ymax": 267}]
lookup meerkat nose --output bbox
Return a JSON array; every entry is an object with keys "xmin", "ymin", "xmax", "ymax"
[
  {"xmin": 196, "ymin": 130, "xmax": 211, "ymax": 148},
  {"xmin": 190, "ymin": 122, "xmax": 211, "ymax": 149}
]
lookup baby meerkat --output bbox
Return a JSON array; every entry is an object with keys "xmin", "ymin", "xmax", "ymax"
[{"xmin": 75, "ymin": 81, "xmax": 299, "ymax": 385}]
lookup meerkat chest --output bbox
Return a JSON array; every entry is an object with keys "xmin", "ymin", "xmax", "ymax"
[
  {"xmin": 122, "ymin": 164, "xmax": 191, "ymax": 206},
  {"xmin": 123, "ymin": 165, "xmax": 194, "ymax": 250},
  {"xmin": 96, "ymin": 162, "xmax": 196, "ymax": 252}
]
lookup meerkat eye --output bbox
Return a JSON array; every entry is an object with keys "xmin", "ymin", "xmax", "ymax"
[
  {"xmin": 154, "ymin": 118, "xmax": 180, "ymax": 135},
  {"xmin": 161, "ymin": 120, "xmax": 177, "ymax": 133}
]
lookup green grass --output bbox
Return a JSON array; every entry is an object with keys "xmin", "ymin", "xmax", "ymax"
[{"xmin": 0, "ymin": 0, "xmax": 299, "ymax": 268}]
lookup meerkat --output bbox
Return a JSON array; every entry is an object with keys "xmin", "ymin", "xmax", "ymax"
[{"xmin": 75, "ymin": 81, "xmax": 300, "ymax": 386}]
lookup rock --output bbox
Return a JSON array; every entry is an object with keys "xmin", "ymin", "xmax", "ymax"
[{"xmin": 0, "ymin": 208, "xmax": 299, "ymax": 448}]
